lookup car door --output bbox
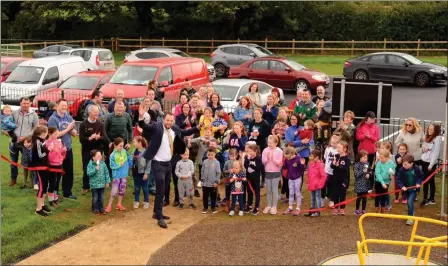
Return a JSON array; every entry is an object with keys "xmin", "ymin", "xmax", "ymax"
[
  {"xmin": 247, "ymin": 60, "xmax": 270, "ymax": 82},
  {"xmin": 268, "ymin": 60, "xmax": 295, "ymax": 88},
  {"xmin": 386, "ymin": 55, "xmax": 413, "ymax": 82},
  {"xmin": 42, "ymin": 66, "xmax": 60, "ymax": 89},
  {"xmin": 238, "ymin": 47, "xmax": 256, "ymax": 65},
  {"xmin": 366, "ymin": 54, "xmax": 388, "ymax": 80},
  {"xmin": 46, "ymin": 46, "xmax": 61, "ymax": 57},
  {"xmin": 222, "ymin": 46, "xmax": 240, "ymax": 66}
]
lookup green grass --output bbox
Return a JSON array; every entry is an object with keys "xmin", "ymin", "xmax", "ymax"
[{"xmin": 113, "ymin": 52, "xmax": 447, "ymax": 76}]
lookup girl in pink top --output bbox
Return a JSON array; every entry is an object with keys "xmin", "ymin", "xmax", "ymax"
[
  {"xmin": 356, "ymin": 111, "xmax": 380, "ymax": 166},
  {"xmin": 305, "ymin": 149, "xmax": 327, "ymax": 217},
  {"xmin": 46, "ymin": 127, "xmax": 67, "ymax": 207},
  {"xmin": 174, "ymin": 94, "xmax": 190, "ymax": 117},
  {"xmin": 261, "ymin": 135, "xmax": 283, "ymax": 215}
]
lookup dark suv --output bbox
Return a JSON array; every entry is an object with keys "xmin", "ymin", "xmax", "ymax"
[{"xmin": 210, "ymin": 44, "xmax": 274, "ymax": 77}]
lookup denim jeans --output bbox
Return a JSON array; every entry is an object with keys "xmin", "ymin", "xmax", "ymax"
[
  {"xmin": 92, "ymin": 188, "xmax": 105, "ymax": 213},
  {"xmin": 148, "ymin": 172, "xmax": 156, "ymax": 193},
  {"xmin": 406, "ymin": 190, "xmax": 417, "ymax": 216},
  {"xmin": 9, "ymin": 142, "xmax": 20, "ymax": 181},
  {"xmin": 134, "ymin": 174, "xmax": 149, "ymax": 203},
  {"xmin": 311, "ymin": 189, "xmax": 323, "ymax": 209}
]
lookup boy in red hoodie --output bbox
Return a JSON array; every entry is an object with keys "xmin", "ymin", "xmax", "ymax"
[
  {"xmin": 295, "ymin": 119, "xmax": 314, "ymax": 140},
  {"xmin": 46, "ymin": 127, "xmax": 67, "ymax": 207}
]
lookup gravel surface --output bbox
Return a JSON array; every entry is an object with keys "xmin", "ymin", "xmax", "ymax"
[{"xmin": 148, "ymin": 214, "xmax": 447, "ymax": 265}]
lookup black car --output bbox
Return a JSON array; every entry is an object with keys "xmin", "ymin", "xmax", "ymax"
[
  {"xmin": 343, "ymin": 52, "xmax": 447, "ymax": 87},
  {"xmin": 32, "ymin": 44, "xmax": 81, "ymax": 58}
]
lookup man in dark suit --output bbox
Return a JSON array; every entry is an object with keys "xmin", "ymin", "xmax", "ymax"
[{"xmin": 138, "ymin": 108, "xmax": 201, "ymax": 228}]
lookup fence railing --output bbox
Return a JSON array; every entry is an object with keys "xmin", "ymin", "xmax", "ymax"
[
  {"xmin": 1, "ymin": 44, "xmax": 23, "ymax": 57},
  {"xmin": 5, "ymin": 38, "xmax": 447, "ymax": 56}
]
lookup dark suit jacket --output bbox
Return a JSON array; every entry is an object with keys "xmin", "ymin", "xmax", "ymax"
[{"xmin": 139, "ymin": 120, "xmax": 199, "ymax": 161}]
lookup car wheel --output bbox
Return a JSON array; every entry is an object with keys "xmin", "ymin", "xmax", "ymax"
[
  {"xmin": 214, "ymin": 63, "xmax": 228, "ymax": 78},
  {"xmin": 414, "ymin": 72, "xmax": 430, "ymax": 87},
  {"xmin": 295, "ymin": 79, "xmax": 309, "ymax": 91},
  {"xmin": 354, "ymin": 70, "xmax": 369, "ymax": 81}
]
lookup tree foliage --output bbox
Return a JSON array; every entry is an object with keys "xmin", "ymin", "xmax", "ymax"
[{"xmin": 1, "ymin": 1, "xmax": 447, "ymax": 41}]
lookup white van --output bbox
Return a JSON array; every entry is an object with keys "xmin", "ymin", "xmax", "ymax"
[
  {"xmin": 61, "ymin": 48, "xmax": 115, "ymax": 70},
  {"xmin": 1, "ymin": 55, "xmax": 88, "ymax": 104}
]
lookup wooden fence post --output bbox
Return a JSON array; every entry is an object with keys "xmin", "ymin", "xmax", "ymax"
[
  {"xmin": 82, "ymin": 40, "xmax": 85, "ymax": 47},
  {"xmin": 186, "ymin": 39, "xmax": 189, "ymax": 53},
  {"xmin": 383, "ymin": 38, "xmax": 387, "ymax": 50},
  {"xmin": 417, "ymin": 39, "xmax": 421, "ymax": 56},
  {"xmin": 351, "ymin": 40, "xmax": 355, "ymax": 56},
  {"xmin": 140, "ymin": 37, "xmax": 142, "ymax": 49},
  {"xmin": 100, "ymin": 39, "xmax": 104, "ymax": 48},
  {"xmin": 292, "ymin": 39, "xmax": 295, "ymax": 55},
  {"xmin": 93, "ymin": 39, "xmax": 95, "ymax": 47},
  {"xmin": 211, "ymin": 38, "xmax": 214, "ymax": 53},
  {"xmin": 116, "ymin": 38, "xmax": 119, "ymax": 52},
  {"xmin": 265, "ymin": 38, "xmax": 268, "ymax": 49},
  {"xmin": 237, "ymin": 38, "xmax": 240, "ymax": 44},
  {"xmin": 162, "ymin": 37, "xmax": 165, "ymax": 47},
  {"xmin": 111, "ymin": 38, "xmax": 114, "ymax": 52},
  {"xmin": 44, "ymin": 41, "xmax": 47, "ymax": 48},
  {"xmin": 321, "ymin": 39, "xmax": 324, "ymax": 55},
  {"xmin": 20, "ymin": 42, "xmax": 23, "ymax": 57}
]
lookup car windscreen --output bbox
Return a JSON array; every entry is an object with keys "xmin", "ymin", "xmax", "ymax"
[
  {"xmin": 285, "ymin": 60, "xmax": 305, "ymax": 71},
  {"xmin": 1, "ymin": 62, "xmax": 6, "ymax": 70},
  {"xmin": 401, "ymin": 54, "xmax": 422, "ymax": 65},
  {"xmin": 253, "ymin": 46, "xmax": 274, "ymax": 55},
  {"xmin": 172, "ymin": 51, "xmax": 191, "ymax": 57},
  {"xmin": 5, "ymin": 66, "xmax": 44, "ymax": 84},
  {"xmin": 59, "ymin": 75, "xmax": 99, "ymax": 90},
  {"xmin": 98, "ymin": 51, "xmax": 113, "ymax": 61},
  {"xmin": 109, "ymin": 65, "xmax": 157, "ymax": 85},
  {"xmin": 212, "ymin": 84, "xmax": 240, "ymax": 101}
]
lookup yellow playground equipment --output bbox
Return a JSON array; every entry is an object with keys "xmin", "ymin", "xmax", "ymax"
[{"xmin": 320, "ymin": 213, "xmax": 447, "ymax": 265}]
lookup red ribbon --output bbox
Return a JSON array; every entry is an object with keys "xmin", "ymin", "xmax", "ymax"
[
  {"xmin": 1, "ymin": 154, "xmax": 65, "ymax": 173},
  {"xmin": 301, "ymin": 163, "xmax": 447, "ymax": 213},
  {"xmin": 230, "ymin": 177, "xmax": 256, "ymax": 195}
]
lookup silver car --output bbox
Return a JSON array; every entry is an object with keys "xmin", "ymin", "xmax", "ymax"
[
  {"xmin": 124, "ymin": 47, "xmax": 216, "ymax": 81},
  {"xmin": 210, "ymin": 44, "xmax": 274, "ymax": 78},
  {"xmin": 32, "ymin": 44, "xmax": 81, "ymax": 58}
]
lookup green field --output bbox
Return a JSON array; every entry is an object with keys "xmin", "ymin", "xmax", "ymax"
[{"xmin": 112, "ymin": 52, "xmax": 448, "ymax": 76}]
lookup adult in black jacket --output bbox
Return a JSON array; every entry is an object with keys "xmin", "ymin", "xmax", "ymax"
[
  {"xmin": 175, "ymin": 103, "xmax": 197, "ymax": 129},
  {"xmin": 248, "ymin": 109, "xmax": 270, "ymax": 152},
  {"xmin": 138, "ymin": 109, "xmax": 201, "ymax": 228}
]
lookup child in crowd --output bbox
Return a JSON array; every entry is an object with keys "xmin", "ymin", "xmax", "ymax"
[
  {"xmin": 262, "ymin": 135, "xmax": 283, "ymax": 215},
  {"xmin": 295, "ymin": 119, "xmax": 314, "ymax": 140},
  {"xmin": 223, "ymin": 148, "xmax": 239, "ymax": 210},
  {"xmin": 225, "ymin": 121, "xmax": 248, "ymax": 153},
  {"xmin": 201, "ymin": 147, "xmax": 221, "ymax": 214},
  {"xmin": 331, "ymin": 141, "xmax": 351, "ymax": 216},
  {"xmin": 46, "ymin": 127, "xmax": 66, "ymax": 207},
  {"xmin": 282, "ymin": 147, "xmax": 306, "ymax": 216},
  {"xmin": 244, "ymin": 144, "xmax": 263, "ymax": 215},
  {"xmin": 189, "ymin": 126, "xmax": 213, "ymax": 183},
  {"xmin": 396, "ymin": 154, "xmax": 423, "ymax": 226},
  {"xmin": 271, "ymin": 117, "xmax": 288, "ymax": 142},
  {"xmin": 201, "ymin": 138, "xmax": 225, "ymax": 203},
  {"xmin": 305, "ymin": 149, "xmax": 326, "ymax": 217},
  {"xmin": 87, "ymin": 149, "xmax": 110, "ymax": 215},
  {"xmin": 315, "ymin": 100, "xmax": 332, "ymax": 148},
  {"xmin": 106, "ymin": 137, "xmax": 132, "ymax": 213},
  {"xmin": 32, "ymin": 125, "xmax": 51, "ymax": 217},
  {"xmin": 323, "ymin": 134, "xmax": 341, "ymax": 206},
  {"xmin": 354, "ymin": 150, "xmax": 372, "ymax": 216},
  {"xmin": 20, "ymin": 136, "xmax": 33, "ymax": 189},
  {"xmin": 380, "ymin": 141, "xmax": 394, "ymax": 211},
  {"xmin": 132, "ymin": 136, "xmax": 150, "ymax": 209},
  {"xmin": 212, "ymin": 109, "xmax": 228, "ymax": 141},
  {"xmin": 394, "ymin": 143, "xmax": 409, "ymax": 204},
  {"xmin": 374, "ymin": 149, "xmax": 396, "ymax": 213},
  {"xmin": 228, "ymin": 160, "xmax": 246, "ymax": 216},
  {"xmin": 175, "ymin": 148, "xmax": 196, "ymax": 209},
  {"xmin": 1, "ymin": 105, "xmax": 17, "ymax": 142}
]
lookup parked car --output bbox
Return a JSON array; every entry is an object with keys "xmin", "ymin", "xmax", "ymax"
[
  {"xmin": 33, "ymin": 70, "xmax": 115, "ymax": 119},
  {"xmin": 60, "ymin": 48, "xmax": 115, "ymax": 70},
  {"xmin": 1, "ymin": 55, "xmax": 88, "ymax": 104},
  {"xmin": 210, "ymin": 44, "xmax": 275, "ymax": 78},
  {"xmin": 343, "ymin": 52, "xmax": 448, "ymax": 87},
  {"xmin": 124, "ymin": 47, "xmax": 216, "ymax": 81},
  {"xmin": 229, "ymin": 56, "xmax": 329, "ymax": 92},
  {"xmin": 32, "ymin": 44, "xmax": 81, "ymax": 58},
  {"xmin": 211, "ymin": 79, "xmax": 284, "ymax": 112},
  {"xmin": 1, "ymin": 57, "xmax": 29, "ymax": 82},
  {"xmin": 101, "ymin": 57, "xmax": 211, "ymax": 111}
]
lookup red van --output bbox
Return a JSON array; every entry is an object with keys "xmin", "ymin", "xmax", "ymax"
[{"xmin": 101, "ymin": 57, "xmax": 211, "ymax": 110}]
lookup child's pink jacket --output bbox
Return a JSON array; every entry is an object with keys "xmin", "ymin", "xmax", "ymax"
[
  {"xmin": 307, "ymin": 160, "xmax": 327, "ymax": 191},
  {"xmin": 46, "ymin": 138, "xmax": 66, "ymax": 166},
  {"xmin": 261, "ymin": 147, "xmax": 283, "ymax": 173}
]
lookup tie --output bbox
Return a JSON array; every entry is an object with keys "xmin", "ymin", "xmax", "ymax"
[{"xmin": 166, "ymin": 128, "xmax": 174, "ymax": 156}]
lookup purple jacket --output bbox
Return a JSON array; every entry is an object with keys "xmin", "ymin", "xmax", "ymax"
[{"xmin": 283, "ymin": 155, "xmax": 305, "ymax": 180}]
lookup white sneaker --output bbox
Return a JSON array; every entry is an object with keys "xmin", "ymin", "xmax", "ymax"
[
  {"xmin": 262, "ymin": 206, "xmax": 271, "ymax": 214},
  {"xmin": 143, "ymin": 202, "xmax": 150, "ymax": 209},
  {"xmin": 133, "ymin": 202, "xmax": 140, "ymax": 209},
  {"xmin": 238, "ymin": 211, "xmax": 244, "ymax": 216},
  {"xmin": 229, "ymin": 210, "xmax": 235, "ymax": 216},
  {"xmin": 270, "ymin": 207, "xmax": 277, "ymax": 215},
  {"xmin": 34, "ymin": 184, "xmax": 39, "ymax": 190},
  {"xmin": 329, "ymin": 201, "xmax": 334, "ymax": 207}
]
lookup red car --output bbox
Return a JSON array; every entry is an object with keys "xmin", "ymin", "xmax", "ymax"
[
  {"xmin": 1, "ymin": 57, "xmax": 29, "ymax": 82},
  {"xmin": 33, "ymin": 70, "xmax": 115, "ymax": 120},
  {"xmin": 228, "ymin": 56, "xmax": 329, "ymax": 92}
]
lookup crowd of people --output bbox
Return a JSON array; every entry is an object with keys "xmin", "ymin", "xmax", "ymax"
[{"xmin": 1, "ymin": 81, "xmax": 442, "ymax": 228}]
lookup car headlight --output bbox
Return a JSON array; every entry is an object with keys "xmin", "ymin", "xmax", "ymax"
[
  {"xmin": 429, "ymin": 69, "xmax": 444, "ymax": 73},
  {"xmin": 312, "ymin": 75, "xmax": 325, "ymax": 81},
  {"xmin": 128, "ymin": 97, "xmax": 144, "ymax": 105}
]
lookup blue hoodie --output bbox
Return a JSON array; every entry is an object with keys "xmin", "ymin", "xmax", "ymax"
[
  {"xmin": 110, "ymin": 149, "xmax": 133, "ymax": 179},
  {"xmin": 233, "ymin": 107, "xmax": 253, "ymax": 131},
  {"xmin": 285, "ymin": 125, "xmax": 313, "ymax": 158},
  {"xmin": 48, "ymin": 111, "xmax": 74, "ymax": 150}
]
